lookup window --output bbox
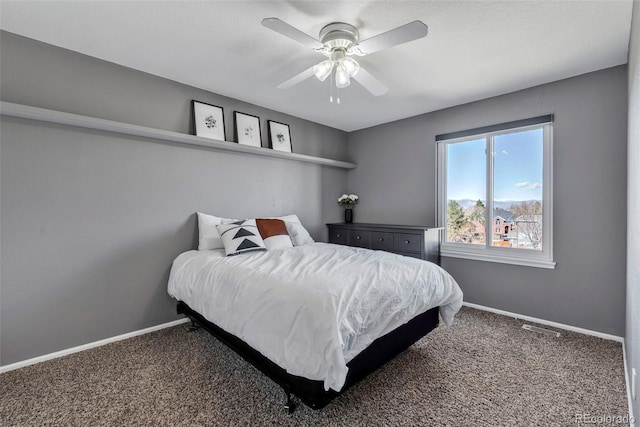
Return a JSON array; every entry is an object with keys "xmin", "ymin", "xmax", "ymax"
[{"xmin": 436, "ymin": 116, "xmax": 555, "ymax": 269}]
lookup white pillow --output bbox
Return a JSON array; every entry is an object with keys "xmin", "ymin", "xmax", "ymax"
[
  {"xmin": 197, "ymin": 212, "xmax": 237, "ymax": 250},
  {"xmin": 285, "ymin": 222, "xmax": 315, "ymax": 246},
  {"xmin": 216, "ymin": 219, "xmax": 267, "ymax": 256},
  {"xmin": 276, "ymin": 214, "xmax": 315, "ymax": 246}
]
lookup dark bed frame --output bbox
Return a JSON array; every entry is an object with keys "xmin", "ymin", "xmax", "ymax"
[{"xmin": 177, "ymin": 301, "xmax": 440, "ymax": 413}]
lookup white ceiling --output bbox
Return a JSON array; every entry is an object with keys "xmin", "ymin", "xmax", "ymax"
[{"xmin": 0, "ymin": 1, "xmax": 633, "ymax": 132}]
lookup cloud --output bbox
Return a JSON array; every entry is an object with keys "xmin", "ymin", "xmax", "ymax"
[
  {"xmin": 501, "ymin": 150, "xmax": 509, "ymax": 155},
  {"xmin": 516, "ymin": 181, "xmax": 542, "ymax": 190}
]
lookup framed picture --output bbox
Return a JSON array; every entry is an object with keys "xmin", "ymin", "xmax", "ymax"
[
  {"xmin": 234, "ymin": 111, "xmax": 262, "ymax": 147},
  {"xmin": 267, "ymin": 120, "xmax": 292, "ymax": 153},
  {"xmin": 192, "ymin": 100, "xmax": 226, "ymax": 141}
]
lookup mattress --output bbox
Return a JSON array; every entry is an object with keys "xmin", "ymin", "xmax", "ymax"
[{"xmin": 167, "ymin": 242, "xmax": 463, "ymax": 391}]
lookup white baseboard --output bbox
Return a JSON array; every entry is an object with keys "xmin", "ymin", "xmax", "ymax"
[
  {"xmin": 462, "ymin": 302, "xmax": 624, "ymax": 342},
  {"xmin": 0, "ymin": 318, "xmax": 190, "ymax": 374},
  {"xmin": 623, "ymin": 344, "xmax": 637, "ymax": 426}
]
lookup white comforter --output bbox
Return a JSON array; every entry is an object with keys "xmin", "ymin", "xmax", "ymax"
[{"xmin": 167, "ymin": 242, "xmax": 463, "ymax": 392}]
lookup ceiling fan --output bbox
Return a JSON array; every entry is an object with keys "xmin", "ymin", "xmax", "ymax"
[{"xmin": 261, "ymin": 18, "xmax": 428, "ymax": 97}]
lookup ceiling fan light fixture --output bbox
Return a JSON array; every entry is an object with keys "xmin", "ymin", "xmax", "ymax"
[
  {"xmin": 340, "ymin": 56, "xmax": 360, "ymax": 77},
  {"xmin": 335, "ymin": 64, "xmax": 351, "ymax": 88},
  {"xmin": 263, "ymin": 17, "xmax": 423, "ymax": 96},
  {"xmin": 312, "ymin": 59, "xmax": 333, "ymax": 82}
]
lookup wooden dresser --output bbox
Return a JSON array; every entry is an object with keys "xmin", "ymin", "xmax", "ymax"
[{"xmin": 326, "ymin": 223, "xmax": 443, "ymax": 265}]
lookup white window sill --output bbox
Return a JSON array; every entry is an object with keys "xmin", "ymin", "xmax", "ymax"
[{"xmin": 441, "ymin": 249, "xmax": 556, "ymax": 269}]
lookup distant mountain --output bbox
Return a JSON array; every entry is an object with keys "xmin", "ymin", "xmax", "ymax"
[
  {"xmin": 453, "ymin": 199, "xmax": 541, "ymax": 214},
  {"xmin": 456, "ymin": 199, "xmax": 482, "ymax": 209},
  {"xmin": 494, "ymin": 200, "xmax": 541, "ymax": 210}
]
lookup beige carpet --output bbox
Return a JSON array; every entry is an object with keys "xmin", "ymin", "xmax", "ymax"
[{"xmin": 0, "ymin": 307, "xmax": 628, "ymax": 426}]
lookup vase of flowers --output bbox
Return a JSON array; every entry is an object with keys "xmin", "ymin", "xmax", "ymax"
[{"xmin": 338, "ymin": 194, "xmax": 359, "ymax": 224}]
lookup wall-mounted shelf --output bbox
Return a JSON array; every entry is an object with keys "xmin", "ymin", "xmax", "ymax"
[{"xmin": 0, "ymin": 102, "xmax": 357, "ymax": 170}]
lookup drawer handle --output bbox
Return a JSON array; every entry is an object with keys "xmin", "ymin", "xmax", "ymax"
[
  {"xmin": 356, "ymin": 236, "xmax": 361, "ymax": 240},
  {"xmin": 336, "ymin": 233, "xmax": 341, "ymax": 238},
  {"xmin": 379, "ymin": 238, "xmax": 384, "ymax": 242},
  {"xmin": 405, "ymin": 240, "xmax": 410, "ymax": 244}
]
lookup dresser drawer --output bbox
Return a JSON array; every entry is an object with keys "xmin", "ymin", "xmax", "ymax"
[
  {"xmin": 349, "ymin": 230, "xmax": 371, "ymax": 248},
  {"xmin": 328, "ymin": 228, "xmax": 348, "ymax": 245},
  {"xmin": 371, "ymin": 231, "xmax": 394, "ymax": 251},
  {"xmin": 394, "ymin": 233, "xmax": 421, "ymax": 253}
]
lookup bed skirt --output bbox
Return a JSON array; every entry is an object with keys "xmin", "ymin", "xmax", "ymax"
[{"xmin": 177, "ymin": 301, "xmax": 440, "ymax": 410}]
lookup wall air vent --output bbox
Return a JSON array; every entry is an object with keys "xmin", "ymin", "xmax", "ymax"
[{"xmin": 522, "ymin": 324, "xmax": 561, "ymax": 337}]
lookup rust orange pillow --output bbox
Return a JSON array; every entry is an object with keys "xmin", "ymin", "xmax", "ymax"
[{"xmin": 256, "ymin": 219, "xmax": 294, "ymax": 250}]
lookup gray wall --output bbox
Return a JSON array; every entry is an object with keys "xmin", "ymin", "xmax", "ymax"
[
  {"xmin": 627, "ymin": 0, "xmax": 639, "ymax": 421},
  {"xmin": 348, "ymin": 66, "xmax": 628, "ymax": 336},
  {"xmin": 0, "ymin": 32, "xmax": 348, "ymax": 365},
  {"xmin": 0, "ymin": 27, "xmax": 632, "ymax": 371}
]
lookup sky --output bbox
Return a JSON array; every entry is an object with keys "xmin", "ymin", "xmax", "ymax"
[{"xmin": 446, "ymin": 128, "xmax": 543, "ymax": 202}]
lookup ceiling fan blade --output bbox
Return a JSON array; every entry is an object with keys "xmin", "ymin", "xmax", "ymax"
[
  {"xmin": 352, "ymin": 68, "xmax": 388, "ymax": 96},
  {"xmin": 277, "ymin": 67, "xmax": 316, "ymax": 90},
  {"xmin": 262, "ymin": 18, "xmax": 324, "ymax": 50},
  {"xmin": 354, "ymin": 21, "xmax": 428, "ymax": 55}
]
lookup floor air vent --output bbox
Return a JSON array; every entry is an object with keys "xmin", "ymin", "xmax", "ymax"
[{"xmin": 522, "ymin": 324, "xmax": 561, "ymax": 337}]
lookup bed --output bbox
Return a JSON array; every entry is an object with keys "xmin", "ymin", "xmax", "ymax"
[{"xmin": 168, "ymin": 241, "xmax": 463, "ymax": 412}]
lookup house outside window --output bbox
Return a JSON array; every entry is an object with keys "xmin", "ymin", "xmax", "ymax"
[{"xmin": 436, "ymin": 116, "xmax": 555, "ymax": 269}]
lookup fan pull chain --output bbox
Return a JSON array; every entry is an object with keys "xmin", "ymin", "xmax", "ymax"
[
  {"xmin": 330, "ymin": 68, "xmax": 334, "ymax": 103},
  {"xmin": 328, "ymin": 68, "xmax": 341, "ymax": 104}
]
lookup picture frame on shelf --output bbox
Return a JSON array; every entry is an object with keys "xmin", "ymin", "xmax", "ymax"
[
  {"xmin": 267, "ymin": 120, "xmax": 292, "ymax": 153},
  {"xmin": 234, "ymin": 111, "xmax": 262, "ymax": 147},
  {"xmin": 192, "ymin": 100, "xmax": 226, "ymax": 141}
]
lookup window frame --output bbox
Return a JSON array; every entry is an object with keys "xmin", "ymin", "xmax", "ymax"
[{"xmin": 436, "ymin": 120, "xmax": 555, "ymax": 269}]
